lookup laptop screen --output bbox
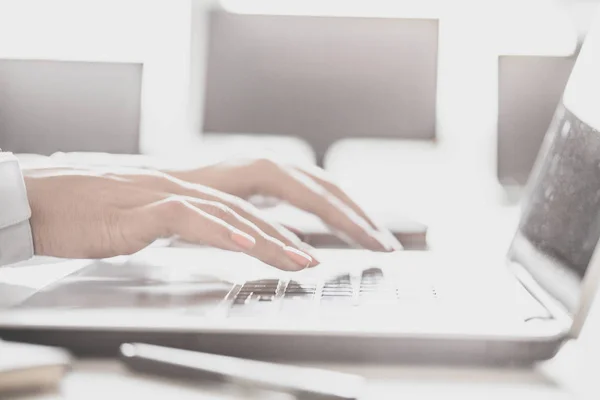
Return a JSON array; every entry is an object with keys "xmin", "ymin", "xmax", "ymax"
[{"xmin": 509, "ymin": 19, "xmax": 600, "ymax": 314}]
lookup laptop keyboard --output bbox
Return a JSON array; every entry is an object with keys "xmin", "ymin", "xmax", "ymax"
[{"xmin": 228, "ymin": 268, "xmax": 438, "ymax": 317}]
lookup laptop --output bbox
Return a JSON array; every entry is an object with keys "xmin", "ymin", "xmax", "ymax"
[{"xmin": 1, "ymin": 11, "xmax": 600, "ymax": 366}]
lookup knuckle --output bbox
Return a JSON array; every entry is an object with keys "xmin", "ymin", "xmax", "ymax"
[
  {"xmin": 252, "ymin": 157, "xmax": 282, "ymax": 174},
  {"xmin": 220, "ymin": 195, "xmax": 251, "ymax": 214},
  {"xmin": 205, "ymin": 202, "xmax": 234, "ymax": 220},
  {"xmin": 251, "ymin": 158, "xmax": 290, "ymax": 196},
  {"xmin": 212, "ymin": 220, "xmax": 233, "ymax": 239},
  {"xmin": 162, "ymin": 197, "xmax": 189, "ymax": 216}
]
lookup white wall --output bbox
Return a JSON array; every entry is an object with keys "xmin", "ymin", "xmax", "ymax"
[{"xmin": 0, "ymin": 0, "xmax": 206, "ymax": 157}]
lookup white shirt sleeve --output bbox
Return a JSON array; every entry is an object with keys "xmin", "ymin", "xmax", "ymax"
[{"xmin": 0, "ymin": 152, "xmax": 34, "ymax": 266}]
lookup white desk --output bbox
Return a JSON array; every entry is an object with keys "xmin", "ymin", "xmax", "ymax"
[{"xmin": 11, "ymin": 336, "xmax": 599, "ymax": 400}]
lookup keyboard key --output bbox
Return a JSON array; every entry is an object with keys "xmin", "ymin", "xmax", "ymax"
[
  {"xmin": 323, "ymin": 283, "xmax": 352, "ymax": 288},
  {"xmin": 361, "ymin": 268, "xmax": 383, "ymax": 277},
  {"xmin": 229, "ymin": 266, "xmax": 436, "ymax": 317},
  {"xmin": 324, "ymin": 274, "xmax": 351, "ymax": 285},
  {"xmin": 285, "ymin": 288, "xmax": 316, "ymax": 294},
  {"xmin": 284, "ymin": 292, "xmax": 314, "ymax": 300},
  {"xmin": 321, "ymin": 292, "xmax": 353, "ymax": 297},
  {"xmin": 241, "ymin": 279, "xmax": 279, "ymax": 289},
  {"xmin": 285, "ymin": 283, "xmax": 317, "ymax": 301},
  {"xmin": 322, "ymin": 289, "xmax": 353, "ymax": 294}
]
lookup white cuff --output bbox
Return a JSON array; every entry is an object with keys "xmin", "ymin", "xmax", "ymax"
[{"xmin": 0, "ymin": 152, "xmax": 34, "ymax": 266}]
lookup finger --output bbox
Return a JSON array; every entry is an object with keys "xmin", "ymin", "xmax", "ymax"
[
  {"xmin": 134, "ymin": 196, "xmax": 311, "ymax": 271},
  {"xmin": 189, "ymin": 199, "xmax": 313, "ymax": 271},
  {"xmin": 123, "ymin": 197, "xmax": 257, "ymax": 254},
  {"xmin": 196, "ymin": 191, "xmax": 305, "ymax": 249},
  {"xmin": 293, "ymin": 166, "xmax": 403, "ymax": 251},
  {"xmin": 293, "ymin": 166, "xmax": 377, "ymax": 228},
  {"xmin": 254, "ymin": 161, "xmax": 392, "ymax": 252},
  {"xmin": 202, "ymin": 197, "xmax": 320, "ymax": 267},
  {"xmin": 281, "ymin": 226, "xmax": 317, "ymax": 257},
  {"xmin": 124, "ymin": 172, "xmax": 319, "ymax": 266},
  {"xmin": 229, "ymin": 207, "xmax": 320, "ymax": 267},
  {"xmin": 280, "ymin": 224, "xmax": 306, "ymax": 241}
]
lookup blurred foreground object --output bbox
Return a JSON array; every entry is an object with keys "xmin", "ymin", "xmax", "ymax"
[
  {"xmin": 0, "ymin": 339, "xmax": 71, "ymax": 395},
  {"xmin": 120, "ymin": 342, "xmax": 364, "ymax": 400}
]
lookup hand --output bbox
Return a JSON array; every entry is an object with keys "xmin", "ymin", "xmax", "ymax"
[
  {"xmin": 165, "ymin": 158, "xmax": 402, "ymax": 252},
  {"xmin": 24, "ymin": 168, "xmax": 316, "ymax": 271}
]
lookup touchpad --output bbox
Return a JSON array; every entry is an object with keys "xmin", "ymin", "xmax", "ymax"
[{"xmin": 14, "ymin": 259, "xmax": 235, "ymax": 313}]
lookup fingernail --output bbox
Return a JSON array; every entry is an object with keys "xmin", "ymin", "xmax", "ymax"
[
  {"xmin": 380, "ymin": 230, "xmax": 404, "ymax": 251},
  {"xmin": 307, "ymin": 255, "xmax": 320, "ymax": 267},
  {"xmin": 298, "ymin": 243, "xmax": 320, "ymax": 267},
  {"xmin": 230, "ymin": 230, "xmax": 256, "ymax": 250},
  {"xmin": 284, "ymin": 246, "xmax": 313, "ymax": 270},
  {"xmin": 309, "ymin": 254, "xmax": 320, "ymax": 267}
]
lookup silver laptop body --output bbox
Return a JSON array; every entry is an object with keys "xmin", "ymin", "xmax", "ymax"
[{"xmin": 1, "ymin": 10, "xmax": 600, "ymax": 366}]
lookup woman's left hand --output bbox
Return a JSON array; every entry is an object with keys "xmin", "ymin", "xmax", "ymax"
[{"xmin": 164, "ymin": 158, "xmax": 402, "ymax": 252}]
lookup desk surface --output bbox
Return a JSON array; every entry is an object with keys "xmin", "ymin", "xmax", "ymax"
[{"xmin": 11, "ymin": 337, "xmax": 599, "ymax": 400}]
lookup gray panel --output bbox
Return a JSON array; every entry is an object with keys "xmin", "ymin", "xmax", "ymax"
[
  {"xmin": 0, "ymin": 60, "xmax": 142, "ymax": 155},
  {"xmin": 497, "ymin": 55, "xmax": 576, "ymax": 186},
  {"xmin": 204, "ymin": 11, "xmax": 438, "ymax": 159}
]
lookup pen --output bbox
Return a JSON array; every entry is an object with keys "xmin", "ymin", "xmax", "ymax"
[{"xmin": 120, "ymin": 343, "xmax": 364, "ymax": 400}]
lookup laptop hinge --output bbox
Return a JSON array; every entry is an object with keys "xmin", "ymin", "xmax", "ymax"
[{"xmin": 509, "ymin": 261, "xmax": 573, "ymax": 333}]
